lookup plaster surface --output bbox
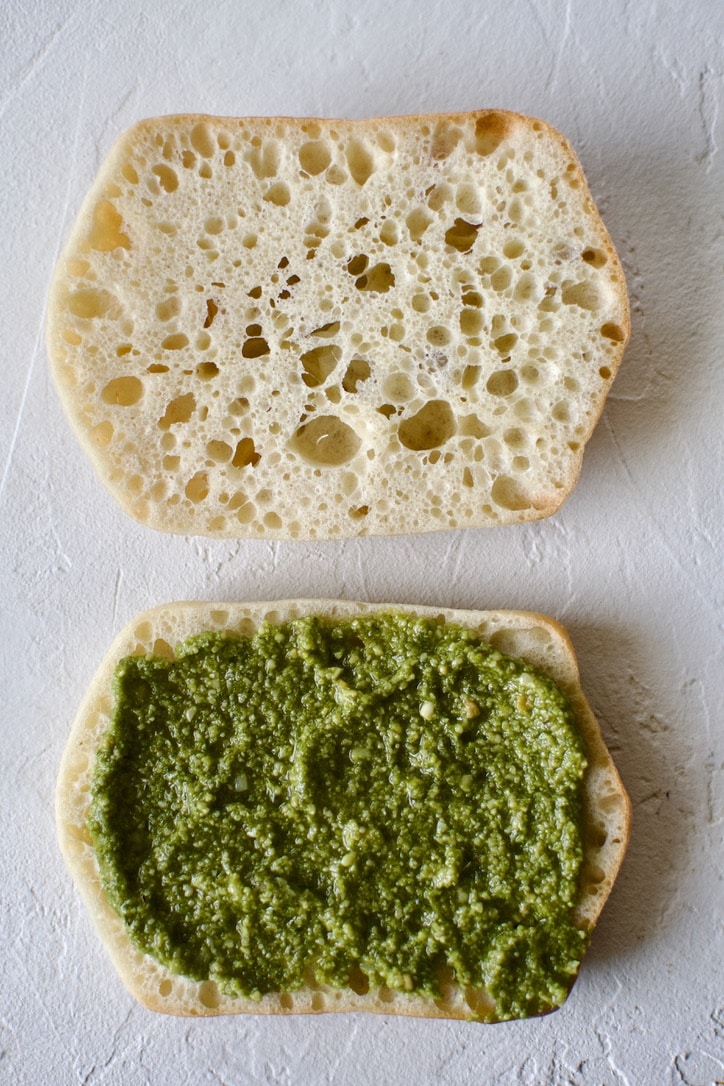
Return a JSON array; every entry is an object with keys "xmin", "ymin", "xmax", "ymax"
[{"xmin": 1, "ymin": 1, "xmax": 722, "ymax": 1082}]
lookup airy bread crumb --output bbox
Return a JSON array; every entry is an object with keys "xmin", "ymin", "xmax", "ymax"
[{"xmin": 47, "ymin": 111, "xmax": 629, "ymax": 537}]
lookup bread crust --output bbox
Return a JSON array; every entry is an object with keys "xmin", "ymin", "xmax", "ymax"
[
  {"xmin": 47, "ymin": 111, "xmax": 629, "ymax": 538},
  {"xmin": 56, "ymin": 600, "xmax": 631, "ymax": 1019}
]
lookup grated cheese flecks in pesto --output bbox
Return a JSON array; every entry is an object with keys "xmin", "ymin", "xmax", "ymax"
[{"xmin": 88, "ymin": 613, "xmax": 589, "ymax": 1020}]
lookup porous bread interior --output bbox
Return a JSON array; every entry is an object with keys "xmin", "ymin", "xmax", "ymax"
[
  {"xmin": 47, "ymin": 111, "xmax": 629, "ymax": 539},
  {"xmin": 56, "ymin": 600, "xmax": 631, "ymax": 1020}
]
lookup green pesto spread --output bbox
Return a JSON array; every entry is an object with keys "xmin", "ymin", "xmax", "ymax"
[{"xmin": 88, "ymin": 613, "xmax": 589, "ymax": 1019}]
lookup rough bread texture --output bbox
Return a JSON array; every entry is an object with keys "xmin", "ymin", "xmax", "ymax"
[
  {"xmin": 47, "ymin": 112, "xmax": 629, "ymax": 538},
  {"xmin": 56, "ymin": 600, "xmax": 631, "ymax": 1020}
]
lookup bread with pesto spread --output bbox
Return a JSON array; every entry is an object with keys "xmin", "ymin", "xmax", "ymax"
[
  {"xmin": 56, "ymin": 600, "xmax": 630, "ymax": 1020},
  {"xmin": 47, "ymin": 111, "xmax": 629, "ymax": 538}
]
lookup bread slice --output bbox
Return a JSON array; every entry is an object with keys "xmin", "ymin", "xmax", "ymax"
[
  {"xmin": 56, "ymin": 600, "xmax": 630, "ymax": 1020},
  {"xmin": 47, "ymin": 111, "xmax": 629, "ymax": 538}
]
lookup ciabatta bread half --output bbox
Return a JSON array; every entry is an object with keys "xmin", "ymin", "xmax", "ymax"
[
  {"xmin": 47, "ymin": 111, "xmax": 629, "ymax": 538},
  {"xmin": 56, "ymin": 600, "xmax": 630, "ymax": 1020}
]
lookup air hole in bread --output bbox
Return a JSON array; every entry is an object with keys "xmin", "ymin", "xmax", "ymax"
[
  {"xmin": 562, "ymin": 280, "xmax": 605, "ymax": 311},
  {"xmin": 159, "ymin": 393, "xmax": 196, "ymax": 429},
  {"xmin": 346, "ymin": 139, "xmax": 376, "ymax": 186},
  {"xmin": 382, "ymin": 372, "xmax": 414, "ymax": 401},
  {"xmin": 90, "ymin": 420, "xmax": 114, "ymax": 446},
  {"xmin": 461, "ymin": 365, "xmax": 481, "ymax": 390},
  {"xmin": 301, "ymin": 345, "xmax": 341, "ymax": 387},
  {"xmin": 456, "ymin": 184, "xmax": 482, "ymax": 217},
  {"xmin": 232, "ymin": 438, "xmax": 261, "ymax": 469},
  {"xmin": 445, "ymin": 218, "xmax": 481, "ymax": 254},
  {"xmin": 341, "ymin": 357, "xmax": 371, "ymax": 393},
  {"xmin": 355, "ymin": 262, "xmax": 395, "ymax": 293},
  {"xmin": 474, "ymin": 111, "xmax": 511, "ymax": 156},
  {"xmin": 600, "ymin": 322, "xmax": 626, "ymax": 342},
  {"xmin": 309, "ymin": 321, "xmax": 340, "ymax": 338},
  {"xmin": 490, "ymin": 266, "xmax": 512, "ymax": 292},
  {"xmin": 86, "ymin": 199, "xmax": 131, "ymax": 252},
  {"xmin": 299, "ymin": 140, "xmax": 331, "ymax": 175},
  {"xmin": 101, "ymin": 376, "xmax": 144, "ymax": 406},
  {"xmin": 264, "ymin": 182, "xmax": 291, "ymax": 207},
  {"xmin": 406, "ymin": 207, "xmax": 433, "ymax": 242},
  {"xmin": 246, "ymin": 141, "xmax": 279, "ymax": 180},
  {"xmin": 427, "ymin": 183, "xmax": 452, "ymax": 212},
  {"xmin": 427, "ymin": 325, "xmax": 451, "ymax": 348},
  {"xmin": 465, "ymin": 987, "xmax": 496, "ymax": 1016},
  {"xmin": 398, "ymin": 400, "xmax": 455, "ymax": 451},
  {"xmin": 582, "ymin": 247, "xmax": 607, "ymax": 268},
  {"xmin": 491, "ymin": 475, "xmax": 531, "ymax": 510},
  {"xmin": 68, "ymin": 288, "xmax": 120, "ymax": 320},
  {"xmin": 503, "ymin": 427, "xmax": 525, "ymax": 448},
  {"xmin": 185, "ymin": 471, "xmax": 209, "ymax": 502},
  {"xmin": 161, "ymin": 333, "xmax": 189, "ymax": 350},
  {"xmin": 198, "ymin": 980, "xmax": 220, "ymax": 1008},
  {"xmin": 121, "ymin": 162, "xmax": 139, "ymax": 184},
  {"xmin": 588, "ymin": 824, "xmax": 608, "ymax": 848},
  {"xmin": 152, "ymin": 638, "xmax": 174, "ymax": 660},
  {"xmin": 156, "ymin": 296, "xmax": 181, "ymax": 323},
  {"xmin": 598, "ymin": 792, "xmax": 623, "ymax": 813},
  {"xmin": 196, "ymin": 361, "xmax": 218, "ymax": 380},
  {"xmin": 431, "ymin": 122, "xmax": 462, "ymax": 160},
  {"xmin": 486, "ymin": 370, "xmax": 519, "ymax": 397},
  {"xmin": 292, "ymin": 416, "xmax": 361, "ymax": 465},
  {"xmin": 494, "ymin": 332, "xmax": 518, "ymax": 355},
  {"xmin": 326, "ymin": 164, "xmax": 347, "ymax": 185},
  {"xmin": 348, "ymin": 968, "xmax": 370, "ymax": 995},
  {"xmin": 379, "ymin": 220, "xmax": 398, "ymax": 246},
  {"xmin": 459, "ymin": 414, "xmax": 489, "ymax": 438},
  {"xmin": 242, "ymin": 337, "xmax": 270, "ymax": 359},
  {"xmin": 190, "ymin": 124, "xmax": 215, "ymax": 159},
  {"xmin": 586, "ymin": 864, "xmax": 607, "ymax": 885},
  {"xmin": 503, "ymin": 238, "xmax": 525, "ymax": 259},
  {"xmin": 206, "ymin": 440, "xmax": 232, "ymax": 462},
  {"xmin": 152, "ymin": 165, "xmax": 179, "ymax": 194},
  {"xmin": 347, "ymin": 254, "xmax": 368, "ymax": 276}
]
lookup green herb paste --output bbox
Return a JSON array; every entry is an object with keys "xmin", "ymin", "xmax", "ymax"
[{"xmin": 88, "ymin": 613, "xmax": 589, "ymax": 1019}]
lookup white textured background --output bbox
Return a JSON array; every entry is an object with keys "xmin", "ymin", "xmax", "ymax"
[{"xmin": 2, "ymin": 0, "xmax": 723, "ymax": 1082}]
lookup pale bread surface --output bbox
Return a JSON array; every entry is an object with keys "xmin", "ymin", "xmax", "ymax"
[
  {"xmin": 56, "ymin": 600, "xmax": 631, "ymax": 1020},
  {"xmin": 47, "ymin": 112, "xmax": 629, "ymax": 538}
]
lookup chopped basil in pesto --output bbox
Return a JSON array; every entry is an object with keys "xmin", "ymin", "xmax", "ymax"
[{"xmin": 88, "ymin": 613, "xmax": 588, "ymax": 1019}]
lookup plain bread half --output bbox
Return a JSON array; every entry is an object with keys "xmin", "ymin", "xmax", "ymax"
[{"xmin": 47, "ymin": 111, "xmax": 629, "ymax": 538}]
